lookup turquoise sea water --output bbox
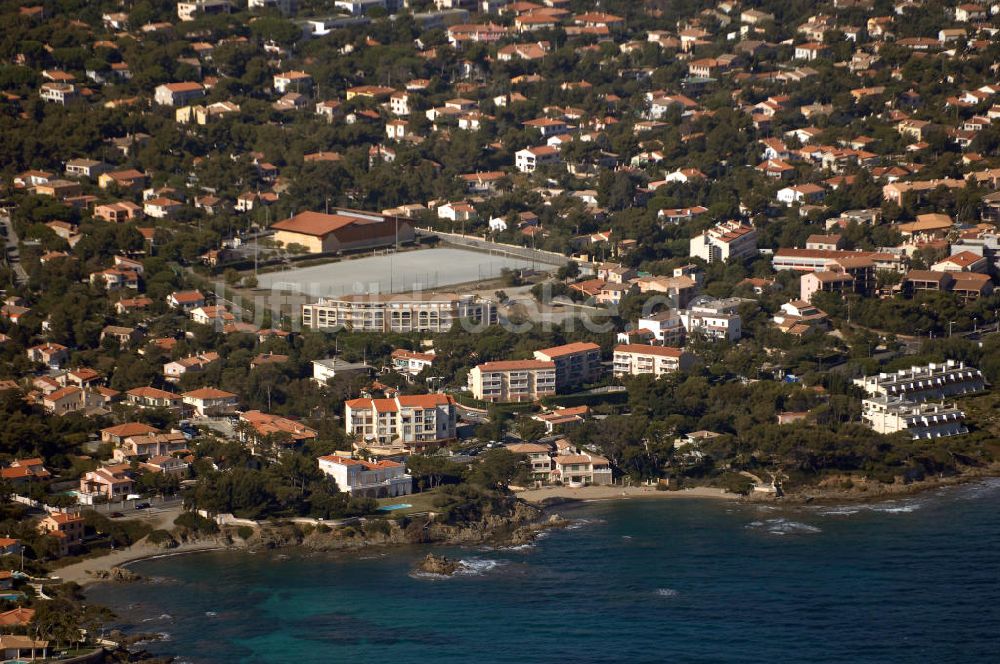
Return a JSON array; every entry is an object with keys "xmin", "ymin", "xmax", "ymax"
[{"xmin": 88, "ymin": 479, "xmax": 1000, "ymax": 663}]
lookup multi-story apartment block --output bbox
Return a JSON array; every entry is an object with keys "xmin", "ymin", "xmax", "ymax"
[
  {"xmin": 689, "ymin": 221, "xmax": 757, "ymax": 263},
  {"xmin": 772, "ymin": 248, "xmax": 904, "ymax": 273},
  {"xmin": 302, "ymin": 293, "xmax": 495, "ymax": 333},
  {"xmin": 862, "ymin": 396, "xmax": 968, "ymax": 440},
  {"xmin": 344, "ymin": 394, "xmax": 457, "ymax": 447},
  {"xmin": 853, "ymin": 361, "xmax": 985, "ymax": 403},
  {"xmin": 468, "ymin": 360, "xmax": 557, "ymax": 402},
  {"xmin": 613, "ymin": 345, "xmax": 697, "ymax": 378},
  {"xmin": 532, "ymin": 342, "xmax": 603, "ymax": 390}
]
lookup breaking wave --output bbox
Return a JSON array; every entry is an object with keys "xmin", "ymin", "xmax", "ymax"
[{"xmin": 747, "ymin": 518, "xmax": 822, "ymax": 535}]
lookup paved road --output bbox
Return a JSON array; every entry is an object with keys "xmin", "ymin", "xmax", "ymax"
[{"xmin": 0, "ymin": 216, "xmax": 28, "ymax": 284}]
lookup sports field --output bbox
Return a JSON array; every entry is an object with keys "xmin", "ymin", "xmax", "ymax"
[{"xmin": 256, "ymin": 246, "xmax": 561, "ymax": 297}]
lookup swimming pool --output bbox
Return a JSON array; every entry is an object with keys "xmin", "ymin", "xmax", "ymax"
[{"xmin": 377, "ymin": 504, "xmax": 412, "ymax": 512}]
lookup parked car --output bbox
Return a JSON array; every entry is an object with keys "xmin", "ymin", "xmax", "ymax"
[
  {"xmin": 134, "ymin": 502, "xmax": 151, "ymax": 510},
  {"xmin": 109, "ymin": 512, "xmax": 124, "ymax": 518}
]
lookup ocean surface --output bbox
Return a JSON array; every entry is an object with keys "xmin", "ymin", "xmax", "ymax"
[{"xmin": 88, "ymin": 479, "xmax": 1000, "ymax": 663}]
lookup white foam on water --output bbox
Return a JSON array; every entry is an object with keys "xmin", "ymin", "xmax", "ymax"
[
  {"xmin": 815, "ymin": 506, "xmax": 861, "ymax": 516},
  {"xmin": 141, "ymin": 613, "xmax": 173, "ymax": 623},
  {"xmin": 456, "ymin": 557, "xmax": 506, "ymax": 576},
  {"xmin": 655, "ymin": 588, "xmax": 679, "ymax": 598},
  {"xmin": 866, "ymin": 501, "xmax": 922, "ymax": 513},
  {"xmin": 409, "ymin": 571, "xmax": 450, "ymax": 581},
  {"xmin": 747, "ymin": 518, "xmax": 821, "ymax": 535},
  {"xmin": 158, "ymin": 632, "xmax": 172, "ymax": 642}
]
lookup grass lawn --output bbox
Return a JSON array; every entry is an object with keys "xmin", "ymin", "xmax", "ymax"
[{"xmin": 376, "ymin": 490, "xmax": 441, "ymax": 515}]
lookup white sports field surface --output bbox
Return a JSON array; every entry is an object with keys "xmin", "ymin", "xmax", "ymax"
[{"xmin": 255, "ymin": 247, "xmax": 561, "ymax": 297}]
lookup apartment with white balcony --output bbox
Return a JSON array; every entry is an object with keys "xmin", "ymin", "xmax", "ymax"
[
  {"xmin": 862, "ymin": 396, "xmax": 968, "ymax": 440},
  {"xmin": 689, "ymin": 221, "xmax": 757, "ymax": 263},
  {"xmin": 302, "ymin": 293, "xmax": 495, "ymax": 333},
  {"xmin": 344, "ymin": 394, "xmax": 456, "ymax": 447},
  {"xmin": 612, "ymin": 345, "xmax": 697, "ymax": 378},
  {"xmin": 468, "ymin": 360, "xmax": 557, "ymax": 402},
  {"xmin": 853, "ymin": 360, "xmax": 986, "ymax": 403},
  {"xmin": 532, "ymin": 342, "xmax": 603, "ymax": 390}
]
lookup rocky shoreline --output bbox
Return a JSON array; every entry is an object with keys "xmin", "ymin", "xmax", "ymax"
[
  {"xmin": 775, "ymin": 463, "xmax": 1000, "ymax": 504},
  {"xmin": 78, "ymin": 467, "xmax": 1000, "ymax": 589}
]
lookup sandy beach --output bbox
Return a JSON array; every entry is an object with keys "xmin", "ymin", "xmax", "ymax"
[
  {"xmin": 51, "ymin": 539, "xmax": 229, "ymax": 587},
  {"xmin": 516, "ymin": 485, "xmax": 734, "ymax": 504}
]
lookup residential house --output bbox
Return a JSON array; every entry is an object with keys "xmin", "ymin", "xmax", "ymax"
[
  {"xmin": 166, "ymin": 290, "xmax": 206, "ymax": 310},
  {"xmin": 239, "ymin": 410, "xmax": 318, "ymax": 453},
  {"xmin": 154, "ymin": 81, "xmax": 205, "ymax": 106},
  {"xmin": 79, "ymin": 467, "xmax": 135, "ymax": 502},
  {"xmin": 27, "ymin": 342, "xmax": 69, "ymax": 368},
  {"xmin": 507, "ymin": 442, "xmax": 554, "ymax": 480},
  {"xmin": 182, "ymin": 387, "xmax": 239, "ymax": 417},
  {"xmin": 317, "ymin": 455, "xmax": 412, "ymax": 498},
  {"xmin": 101, "ymin": 422, "xmax": 160, "ymax": 445},
  {"xmin": 550, "ymin": 453, "xmax": 612, "ymax": 486},
  {"xmin": 37, "ymin": 512, "xmax": 84, "ymax": 556},
  {"xmin": 390, "ymin": 349, "xmax": 436, "ymax": 376},
  {"xmin": 125, "ymin": 386, "xmax": 183, "ymax": 410}
]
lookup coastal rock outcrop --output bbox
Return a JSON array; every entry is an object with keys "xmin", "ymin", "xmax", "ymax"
[
  {"xmin": 415, "ymin": 554, "xmax": 462, "ymax": 576},
  {"xmin": 92, "ymin": 566, "xmax": 141, "ymax": 582}
]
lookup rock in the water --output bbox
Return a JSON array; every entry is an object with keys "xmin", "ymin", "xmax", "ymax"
[
  {"xmin": 415, "ymin": 553, "xmax": 461, "ymax": 575},
  {"xmin": 93, "ymin": 566, "xmax": 140, "ymax": 582}
]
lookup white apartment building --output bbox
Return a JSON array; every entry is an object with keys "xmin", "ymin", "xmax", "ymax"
[
  {"xmin": 862, "ymin": 396, "xmax": 968, "ymax": 440},
  {"xmin": 468, "ymin": 360, "xmax": 557, "ymax": 402},
  {"xmin": 302, "ymin": 293, "xmax": 495, "ymax": 333},
  {"xmin": 772, "ymin": 248, "xmax": 904, "ymax": 273},
  {"xmin": 633, "ymin": 311, "xmax": 685, "ymax": 346},
  {"xmin": 613, "ymin": 344, "xmax": 697, "ymax": 378},
  {"xmin": 344, "ymin": 394, "xmax": 457, "ymax": 446},
  {"xmin": 177, "ymin": 0, "xmax": 230, "ymax": 21},
  {"xmin": 389, "ymin": 91, "xmax": 411, "ymax": 115},
  {"xmin": 678, "ymin": 299, "xmax": 745, "ymax": 342},
  {"xmin": 853, "ymin": 360, "xmax": 986, "ymax": 403},
  {"xmin": 39, "ymin": 83, "xmax": 77, "ymax": 105},
  {"xmin": 689, "ymin": 221, "xmax": 757, "ymax": 263},
  {"xmin": 532, "ymin": 342, "xmax": 603, "ymax": 390},
  {"xmin": 273, "ymin": 71, "xmax": 312, "ymax": 94},
  {"xmin": 317, "ymin": 455, "xmax": 412, "ymax": 498}
]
